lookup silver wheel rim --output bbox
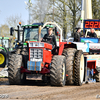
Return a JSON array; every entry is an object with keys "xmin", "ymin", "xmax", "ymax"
[
  {"xmin": 80, "ymin": 54, "xmax": 84, "ymax": 83},
  {"xmin": 62, "ymin": 63, "xmax": 65, "ymax": 81}
]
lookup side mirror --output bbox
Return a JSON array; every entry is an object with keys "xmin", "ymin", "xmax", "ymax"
[{"xmin": 10, "ymin": 27, "xmax": 14, "ymax": 36}]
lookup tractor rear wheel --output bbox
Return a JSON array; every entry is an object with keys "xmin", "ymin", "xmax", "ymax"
[
  {"xmin": 8, "ymin": 54, "xmax": 25, "ymax": 85},
  {"xmin": 50, "ymin": 55, "xmax": 66, "ymax": 86},
  {"xmin": 0, "ymin": 51, "xmax": 6, "ymax": 68},
  {"xmin": 74, "ymin": 50, "xmax": 84, "ymax": 86},
  {"xmin": 94, "ymin": 72, "xmax": 100, "ymax": 82},
  {"xmin": 63, "ymin": 48, "xmax": 76, "ymax": 85}
]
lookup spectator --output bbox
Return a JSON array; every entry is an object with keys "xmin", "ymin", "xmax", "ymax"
[
  {"xmin": 87, "ymin": 28, "xmax": 97, "ymax": 38},
  {"xmin": 74, "ymin": 27, "xmax": 81, "ymax": 42}
]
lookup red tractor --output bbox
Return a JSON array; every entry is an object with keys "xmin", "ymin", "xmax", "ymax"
[{"xmin": 8, "ymin": 22, "xmax": 84, "ymax": 86}]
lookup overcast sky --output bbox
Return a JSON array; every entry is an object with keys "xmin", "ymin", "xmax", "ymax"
[{"xmin": 0, "ymin": 0, "xmax": 34, "ymax": 26}]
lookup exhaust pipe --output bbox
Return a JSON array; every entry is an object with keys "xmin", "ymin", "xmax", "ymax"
[{"xmin": 38, "ymin": 26, "xmax": 41, "ymax": 42}]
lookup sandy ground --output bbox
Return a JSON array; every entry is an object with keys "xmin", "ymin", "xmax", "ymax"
[{"xmin": 0, "ymin": 78, "xmax": 100, "ymax": 100}]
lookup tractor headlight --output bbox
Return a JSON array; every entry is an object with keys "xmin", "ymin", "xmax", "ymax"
[{"xmin": 29, "ymin": 42, "xmax": 44, "ymax": 47}]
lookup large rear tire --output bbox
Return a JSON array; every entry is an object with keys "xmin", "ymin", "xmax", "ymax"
[
  {"xmin": 63, "ymin": 48, "xmax": 76, "ymax": 85},
  {"xmin": 8, "ymin": 54, "xmax": 25, "ymax": 85},
  {"xmin": 94, "ymin": 72, "xmax": 100, "ymax": 82},
  {"xmin": 0, "ymin": 51, "xmax": 6, "ymax": 68},
  {"xmin": 74, "ymin": 50, "xmax": 84, "ymax": 86},
  {"xmin": 50, "ymin": 55, "xmax": 66, "ymax": 86}
]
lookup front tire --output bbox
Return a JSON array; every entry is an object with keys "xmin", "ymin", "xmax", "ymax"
[
  {"xmin": 0, "ymin": 51, "xmax": 6, "ymax": 68},
  {"xmin": 63, "ymin": 48, "xmax": 76, "ymax": 85},
  {"xmin": 50, "ymin": 55, "xmax": 66, "ymax": 86},
  {"xmin": 8, "ymin": 54, "xmax": 25, "ymax": 85},
  {"xmin": 94, "ymin": 72, "xmax": 100, "ymax": 82}
]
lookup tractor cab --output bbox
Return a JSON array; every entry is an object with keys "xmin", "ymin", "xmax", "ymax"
[
  {"xmin": 22, "ymin": 23, "xmax": 60, "ymax": 46},
  {"xmin": 0, "ymin": 37, "xmax": 10, "ymax": 51},
  {"xmin": 11, "ymin": 22, "xmax": 58, "ymax": 42},
  {"xmin": 10, "ymin": 22, "xmax": 61, "ymax": 53},
  {"xmin": 22, "ymin": 23, "xmax": 48, "ymax": 42}
]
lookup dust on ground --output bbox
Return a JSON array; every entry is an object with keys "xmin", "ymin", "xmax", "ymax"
[{"xmin": 0, "ymin": 78, "xmax": 100, "ymax": 100}]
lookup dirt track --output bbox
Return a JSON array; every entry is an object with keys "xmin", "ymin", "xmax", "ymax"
[{"xmin": 0, "ymin": 78, "xmax": 100, "ymax": 100}]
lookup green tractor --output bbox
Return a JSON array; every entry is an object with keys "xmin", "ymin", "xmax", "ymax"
[{"xmin": 0, "ymin": 37, "xmax": 11, "ymax": 67}]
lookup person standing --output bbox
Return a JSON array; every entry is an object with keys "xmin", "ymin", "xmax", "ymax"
[{"xmin": 74, "ymin": 27, "xmax": 81, "ymax": 42}]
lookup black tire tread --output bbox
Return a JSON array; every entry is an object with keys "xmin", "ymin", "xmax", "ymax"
[
  {"xmin": 74, "ymin": 50, "xmax": 84, "ymax": 86},
  {"xmin": 63, "ymin": 48, "xmax": 76, "ymax": 85},
  {"xmin": 50, "ymin": 55, "xmax": 66, "ymax": 86},
  {"xmin": 94, "ymin": 72, "xmax": 100, "ymax": 82},
  {"xmin": 8, "ymin": 54, "xmax": 22, "ymax": 85}
]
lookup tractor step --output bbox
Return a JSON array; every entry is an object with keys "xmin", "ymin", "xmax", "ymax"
[{"xmin": 26, "ymin": 74, "xmax": 42, "ymax": 80}]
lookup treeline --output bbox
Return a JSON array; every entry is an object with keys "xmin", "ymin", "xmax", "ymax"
[
  {"xmin": 0, "ymin": 15, "xmax": 24, "ymax": 37},
  {"xmin": 0, "ymin": 0, "xmax": 100, "ymax": 38},
  {"xmin": 31, "ymin": 0, "xmax": 100, "ymax": 38}
]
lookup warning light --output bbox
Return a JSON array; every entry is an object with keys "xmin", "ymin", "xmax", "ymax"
[
  {"xmin": 25, "ymin": 41, "xmax": 28, "ymax": 43},
  {"xmin": 13, "ymin": 37, "xmax": 15, "ymax": 39},
  {"xmin": 19, "ymin": 22, "xmax": 21, "ymax": 25}
]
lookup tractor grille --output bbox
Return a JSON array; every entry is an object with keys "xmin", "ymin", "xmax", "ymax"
[{"xmin": 30, "ymin": 48, "xmax": 43, "ymax": 61}]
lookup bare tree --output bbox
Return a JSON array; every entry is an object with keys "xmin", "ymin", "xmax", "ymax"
[
  {"xmin": 31, "ymin": 0, "xmax": 52, "ymax": 23},
  {"xmin": 92, "ymin": 0, "xmax": 100, "ymax": 19},
  {"xmin": 6, "ymin": 15, "xmax": 24, "ymax": 28},
  {"xmin": 66, "ymin": 0, "xmax": 81, "ymax": 36},
  {"xmin": 30, "ymin": 0, "xmax": 81, "ymax": 38},
  {"xmin": 0, "ymin": 24, "xmax": 10, "ymax": 37},
  {"xmin": 47, "ymin": 0, "xmax": 81, "ymax": 38}
]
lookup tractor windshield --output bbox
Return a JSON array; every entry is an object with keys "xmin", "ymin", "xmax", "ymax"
[
  {"xmin": 24, "ymin": 28, "xmax": 47, "ymax": 41},
  {"xmin": 0, "ymin": 40, "xmax": 1, "ymax": 46},
  {"xmin": 2, "ymin": 39, "xmax": 9, "ymax": 48},
  {"xmin": 0, "ymin": 39, "xmax": 9, "ymax": 48}
]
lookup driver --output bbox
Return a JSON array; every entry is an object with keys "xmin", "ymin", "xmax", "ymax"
[
  {"xmin": 42, "ymin": 28, "xmax": 57, "ymax": 50},
  {"xmin": 87, "ymin": 28, "xmax": 97, "ymax": 38}
]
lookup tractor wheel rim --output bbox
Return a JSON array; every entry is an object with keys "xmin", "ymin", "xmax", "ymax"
[
  {"xmin": 0, "ymin": 54, "xmax": 5, "ymax": 65},
  {"xmin": 80, "ymin": 54, "xmax": 84, "ymax": 83},
  {"xmin": 62, "ymin": 63, "xmax": 65, "ymax": 81}
]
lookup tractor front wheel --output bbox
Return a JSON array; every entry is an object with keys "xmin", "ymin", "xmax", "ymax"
[
  {"xmin": 0, "ymin": 51, "xmax": 6, "ymax": 68},
  {"xmin": 63, "ymin": 48, "xmax": 76, "ymax": 85},
  {"xmin": 8, "ymin": 54, "xmax": 25, "ymax": 85},
  {"xmin": 50, "ymin": 55, "xmax": 66, "ymax": 86}
]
